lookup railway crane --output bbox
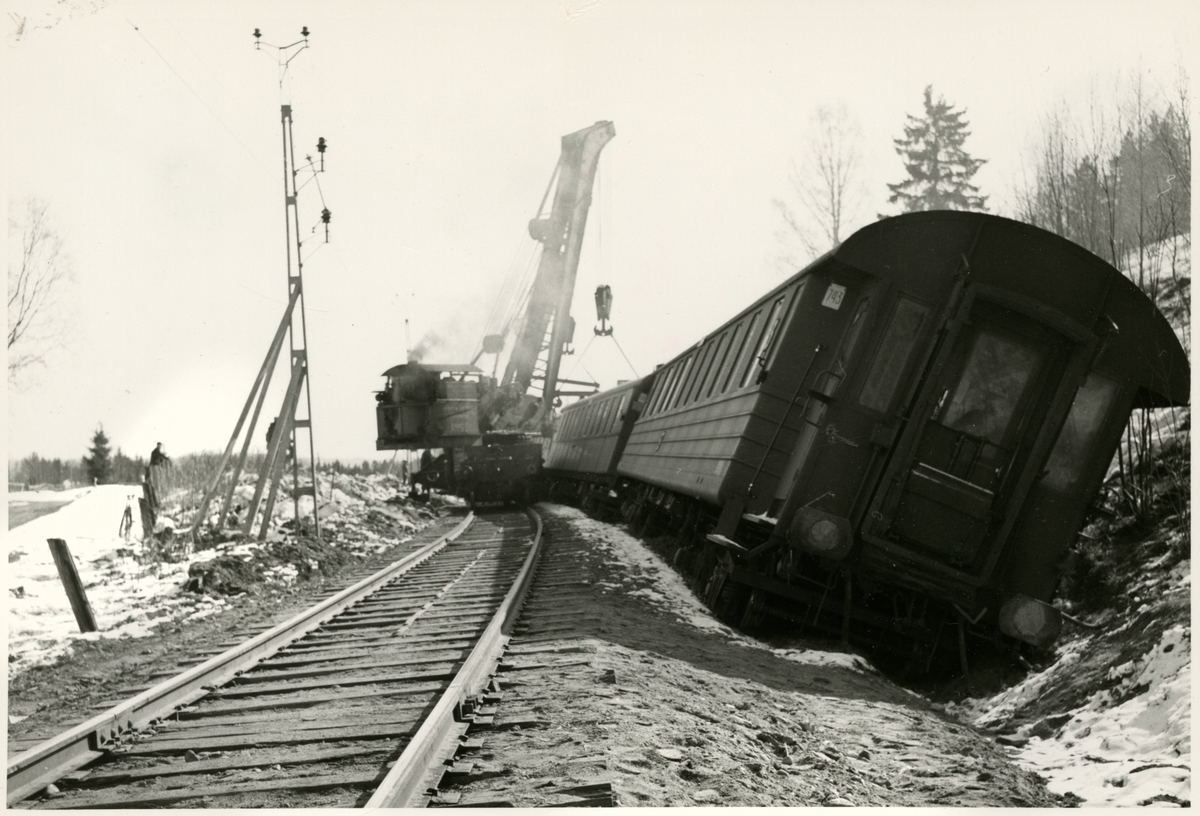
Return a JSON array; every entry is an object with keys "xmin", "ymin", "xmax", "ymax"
[{"xmin": 375, "ymin": 121, "xmax": 616, "ymax": 504}]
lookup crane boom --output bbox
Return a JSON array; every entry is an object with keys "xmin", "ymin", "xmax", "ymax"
[
  {"xmin": 502, "ymin": 120, "xmax": 616, "ymax": 415},
  {"xmin": 375, "ymin": 122, "xmax": 614, "ymax": 506}
]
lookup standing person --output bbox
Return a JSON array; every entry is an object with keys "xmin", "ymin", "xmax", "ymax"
[
  {"xmin": 147, "ymin": 442, "xmax": 170, "ymax": 517},
  {"xmin": 266, "ymin": 419, "xmax": 295, "ymax": 461},
  {"xmin": 150, "ymin": 442, "xmax": 171, "ymax": 467}
]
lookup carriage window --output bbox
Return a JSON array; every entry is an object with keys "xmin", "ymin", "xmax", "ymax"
[
  {"xmin": 688, "ymin": 341, "xmax": 718, "ymax": 405},
  {"xmin": 653, "ymin": 361, "xmax": 680, "ymax": 415},
  {"xmin": 663, "ymin": 363, "xmax": 688, "ymax": 413},
  {"xmin": 766, "ymin": 282, "xmax": 804, "ymax": 369},
  {"xmin": 835, "ymin": 298, "xmax": 871, "ymax": 373},
  {"xmin": 679, "ymin": 345, "xmax": 707, "ymax": 408},
  {"xmin": 859, "ymin": 297, "xmax": 929, "ymax": 413},
  {"xmin": 650, "ymin": 366, "xmax": 673, "ymax": 416},
  {"xmin": 941, "ymin": 330, "xmax": 1044, "ymax": 446},
  {"xmin": 741, "ymin": 297, "xmax": 786, "ymax": 388},
  {"xmin": 703, "ymin": 331, "xmax": 732, "ymax": 398},
  {"xmin": 718, "ymin": 321, "xmax": 748, "ymax": 394},
  {"xmin": 648, "ymin": 367, "xmax": 673, "ymax": 415},
  {"xmin": 726, "ymin": 312, "xmax": 761, "ymax": 392},
  {"xmin": 1042, "ymin": 374, "xmax": 1119, "ymax": 491},
  {"xmin": 665, "ymin": 362, "xmax": 687, "ymax": 409},
  {"xmin": 667, "ymin": 354, "xmax": 696, "ymax": 410}
]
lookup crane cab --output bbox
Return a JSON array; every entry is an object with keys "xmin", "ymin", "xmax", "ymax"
[{"xmin": 375, "ymin": 363, "xmax": 485, "ymax": 450}]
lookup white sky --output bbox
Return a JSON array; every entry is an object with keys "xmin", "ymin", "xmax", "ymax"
[{"xmin": 4, "ymin": 0, "xmax": 1193, "ymax": 464}]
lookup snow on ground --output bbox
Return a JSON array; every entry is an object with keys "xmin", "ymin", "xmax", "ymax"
[
  {"xmin": 5, "ymin": 474, "xmax": 426, "ymax": 681},
  {"xmin": 557, "ymin": 506, "xmax": 875, "ymax": 674},
  {"xmin": 7, "ymin": 492, "xmax": 1189, "ymax": 804},
  {"xmin": 1013, "ymin": 625, "xmax": 1190, "ymax": 807},
  {"xmin": 3, "ymin": 485, "xmax": 221, "ymax": 676},
  {"xmin": 950, "ymin": 560, "xmax": 1192, "ymax": 807},
  {"xmin": 8, "ymin": 486, "xmax": 95, "ymax": 505}
]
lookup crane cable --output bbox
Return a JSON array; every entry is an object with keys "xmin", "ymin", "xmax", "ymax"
[{"xmin": 474, "ymin": 157, "xmax": 564, "ymax": 360}]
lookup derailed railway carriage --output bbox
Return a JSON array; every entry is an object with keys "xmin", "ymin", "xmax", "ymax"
[{"xmin": 545, "ymin": 211, "xmax": 1189, "ymax": 664}]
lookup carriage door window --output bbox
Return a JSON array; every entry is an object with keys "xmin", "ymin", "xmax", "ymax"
[
  {"xmin": 939, "ymin": 332, "xmax": 1043, "ymax": 452},
  {"xmin": 859, "ymin": 297, "xmax": 929, "ymax": 413},
  {"xmin": 878, "ymin": 302, "xmax": 1066, "ymax": 568}
]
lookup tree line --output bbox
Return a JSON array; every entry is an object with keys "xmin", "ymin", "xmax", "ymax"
[
  {"xmin": 8, "ymin": 437, "xmax": 409, "ymax": 490},
  {"xmin": 9, "ymin": 426, "xmax": 147, "ymax": 488}
]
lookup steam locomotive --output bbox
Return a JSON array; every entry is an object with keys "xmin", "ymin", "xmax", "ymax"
[{"xmin": 543, "ymin": 211, "xmax": 1188, "ymax": 663}]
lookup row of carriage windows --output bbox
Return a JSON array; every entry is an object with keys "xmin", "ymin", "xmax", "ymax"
[
  {"xmin": 560, "ymin": 277, "xmax": 1119, "ymax": 495},
  {"xmin": 642, "ymin": 282, "xmax": 802, "ymax": 418},
  {"xmin": 561, "ymin": 390, "xmax": 631, "ymax": 440},
  {"xmin": 639, "ymin": 282, "xmax": 944, "ymax": 424}
]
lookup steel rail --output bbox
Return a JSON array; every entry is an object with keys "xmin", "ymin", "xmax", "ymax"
[
  {"xmin": 365, "ymin": 508, "xmax": 544, "ymax": 808},
  {"xmin": 6, "ymin": 513, "xmax": 475, "ymax": 806}
]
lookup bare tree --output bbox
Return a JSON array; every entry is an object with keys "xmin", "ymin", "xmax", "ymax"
[
  {"xmin": 8, "ymin": 198, "xmax": 71, "ymax": 380},
  {"xmin": 1010, "ymin": 65, "xmax": 1191, "ymax": 522},
  {"xmin": 774, "ymin": 103, "xmax": 866, "ymax": 267}
]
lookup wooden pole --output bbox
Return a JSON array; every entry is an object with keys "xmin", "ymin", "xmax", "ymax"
[{"xmin": 47, "ymin": 539, "xmax": 98, "ymax": 633}]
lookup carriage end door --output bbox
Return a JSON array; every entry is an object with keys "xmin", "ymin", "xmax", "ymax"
[{"xmin": 868, "ymin": 299, "xmax": 1068, "ymax": 569}]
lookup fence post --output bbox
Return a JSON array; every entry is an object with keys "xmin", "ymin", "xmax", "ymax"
[{"xmin": 47, "ymin": 538, "xmax": 98, "ymax": 633}]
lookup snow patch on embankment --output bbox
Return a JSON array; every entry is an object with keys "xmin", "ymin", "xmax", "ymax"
[
  {"xmin": 4, "ymin": 485, "xmax": 210, "ymax": 674},
  {"xmin": 952, "ymin": 560, "xmax": 1191, "ymax": 807},
  {"xmin": 4, "ymin": 474, "xmax": 426, "ymax": 678}
]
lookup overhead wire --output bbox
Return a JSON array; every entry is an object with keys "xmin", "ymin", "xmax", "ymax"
[{"xmin": 126, "ymin": 19, "xmax": 266, "ymax": 173}]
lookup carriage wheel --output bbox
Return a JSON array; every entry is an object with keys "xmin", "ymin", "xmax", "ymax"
[
  {"xmin": 739, "ymin": 588, "xmax": 770, "ymax": 633},
  {"xmin": 703, "ymin": 556, "xmax": 748, "ymax": 624}
]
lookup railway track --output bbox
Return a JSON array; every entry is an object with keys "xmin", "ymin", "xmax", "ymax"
[
  {"xmin": 421, "ymin": 509, "xmax": 616, "ymax": 808},
  {"xmin": 8, "ymin": 509, "xmax": 543, "ymax": 809}
]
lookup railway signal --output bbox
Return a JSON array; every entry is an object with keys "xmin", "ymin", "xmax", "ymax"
[{"xmin": 191, "ymin": 29, "xmax": 330, "ymax": 540}]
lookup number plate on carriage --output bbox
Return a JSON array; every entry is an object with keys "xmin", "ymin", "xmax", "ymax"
[{"xmin": 822, "ymin": 283, "xmax": 846, "ymax": 309}]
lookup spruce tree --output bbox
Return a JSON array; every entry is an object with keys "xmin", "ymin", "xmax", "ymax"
[
  {"xmin": 888, "ymin": 86, "xmax": 988, "ymax": 212},
  {"xmin": 84, "ymin": 425, "xmax": 112, "ymax": 485}
]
